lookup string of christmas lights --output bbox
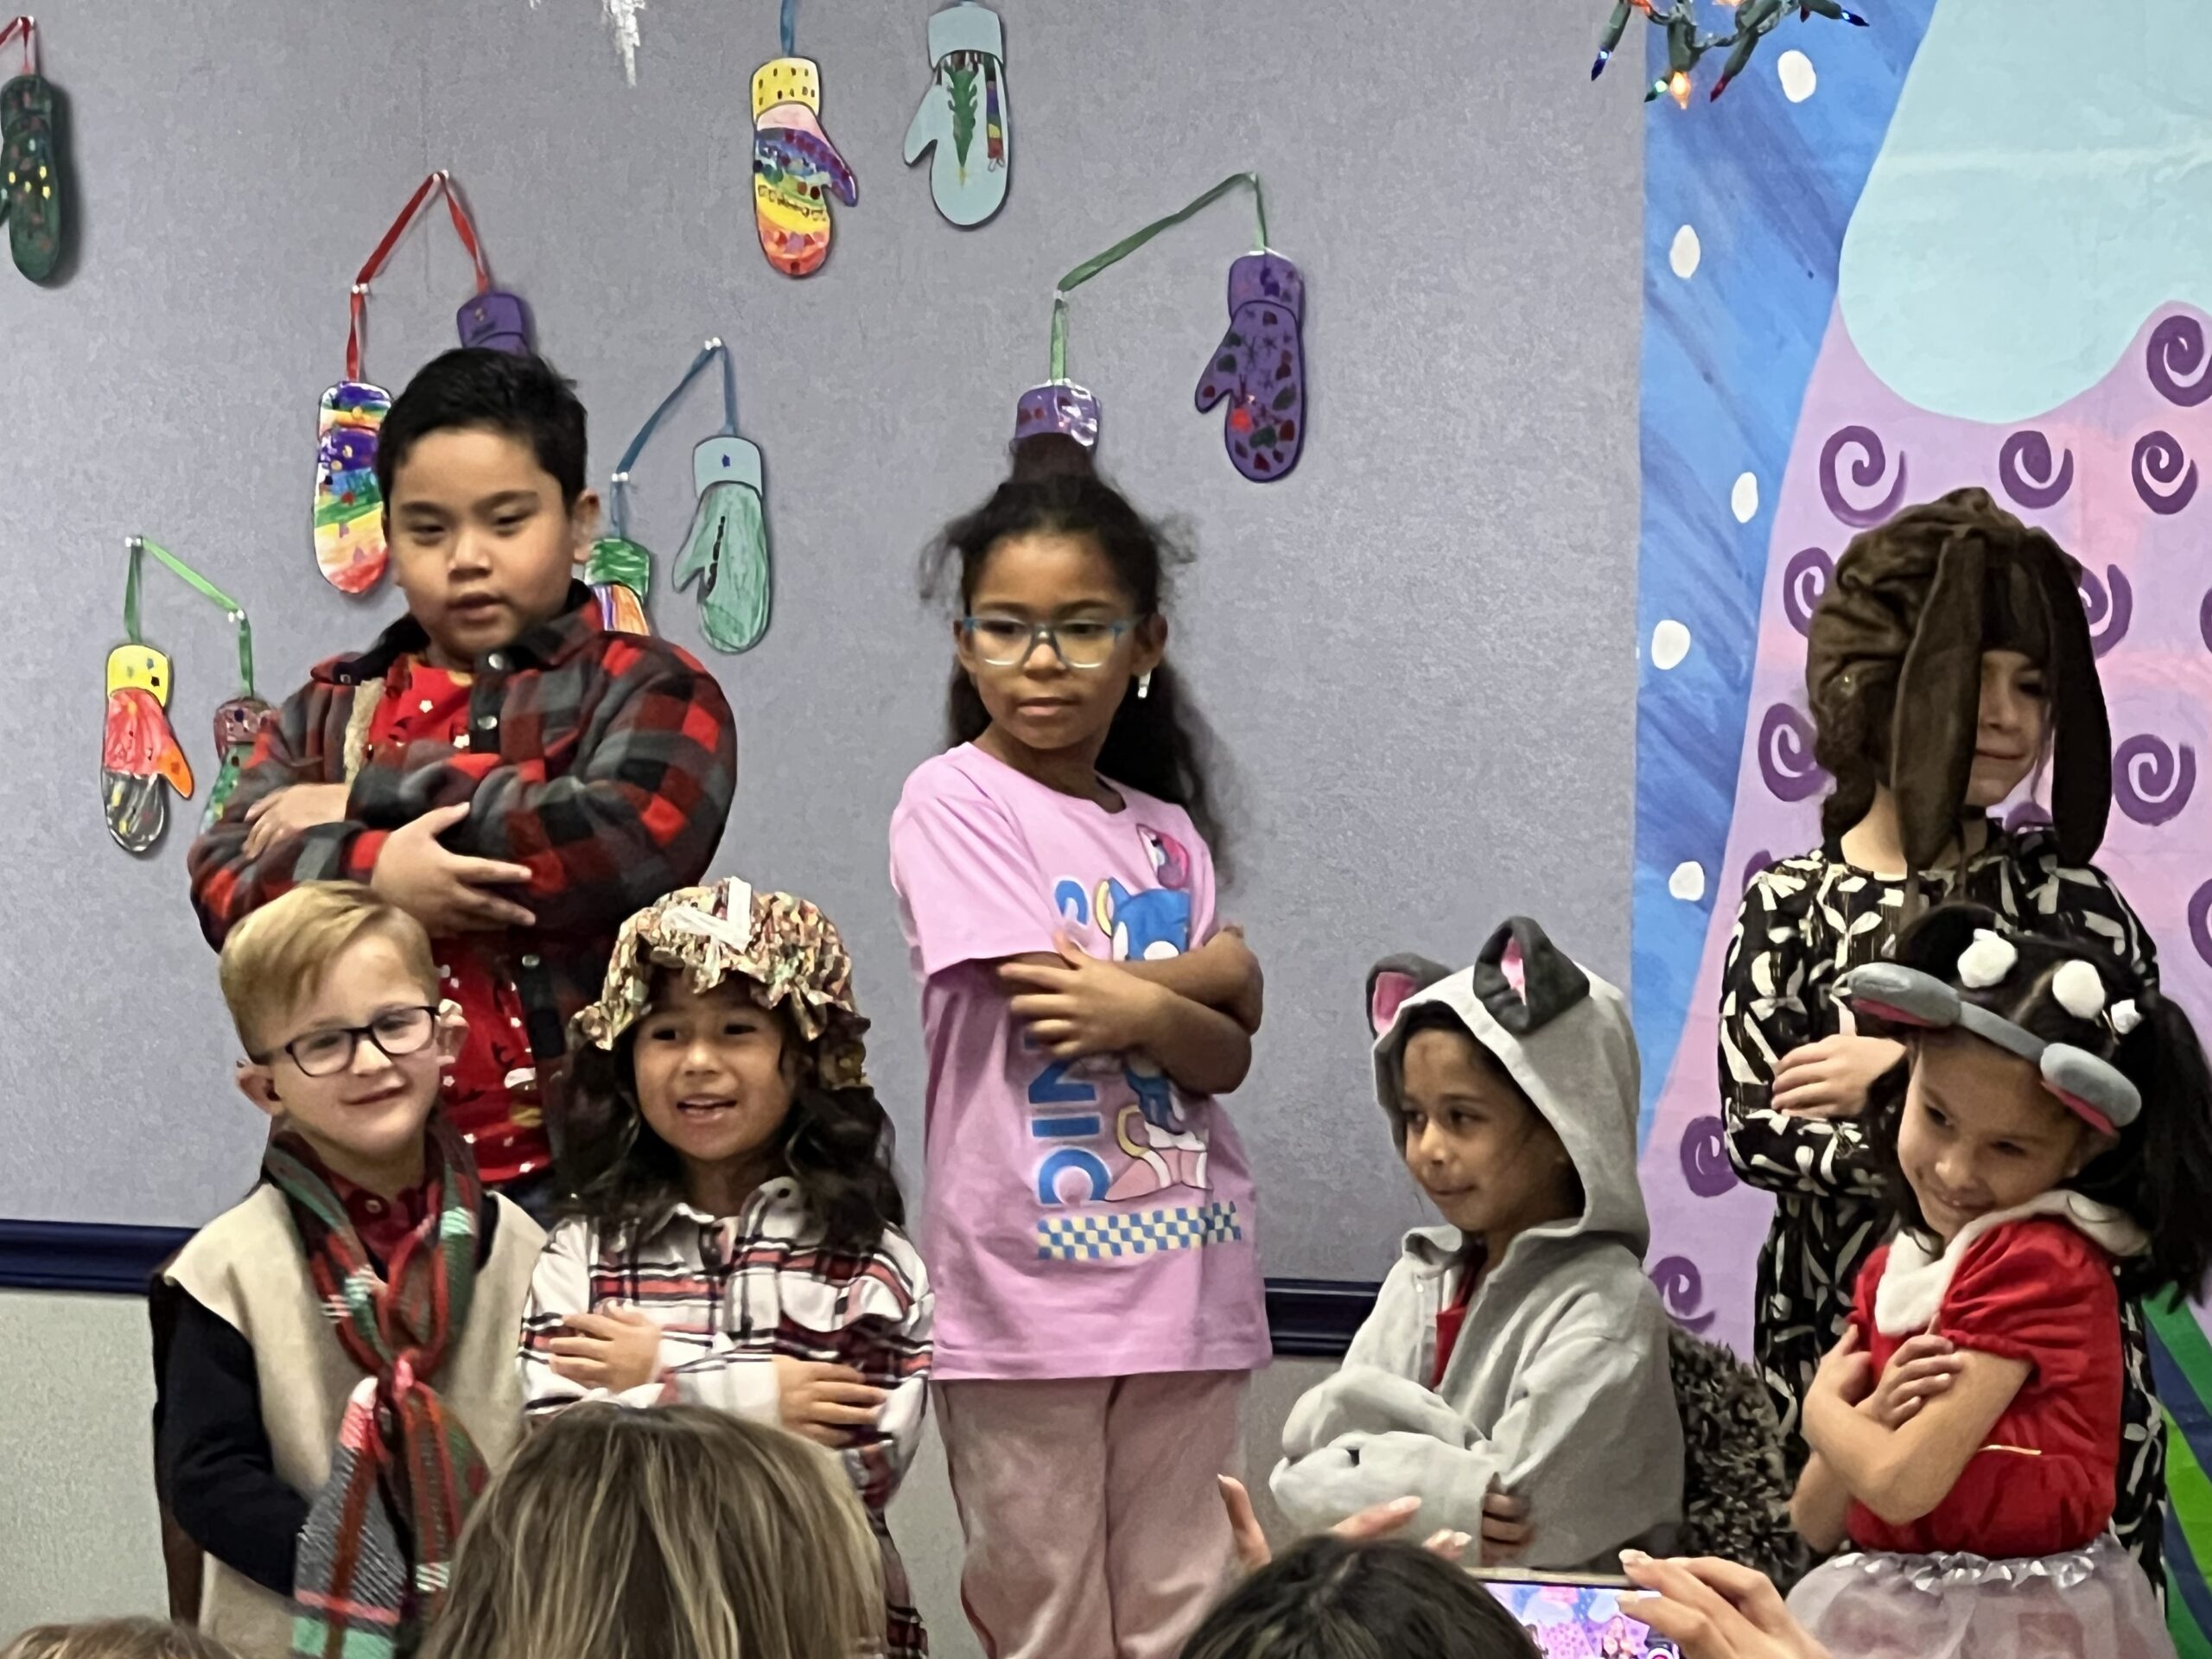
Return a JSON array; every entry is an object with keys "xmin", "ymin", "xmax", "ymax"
[{"xmin": 1592, "ymin": 0, "xmax": 1868, "ymax": 106}]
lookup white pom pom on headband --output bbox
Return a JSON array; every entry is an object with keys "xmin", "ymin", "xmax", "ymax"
[
  {"xmin": 2051, "ymin": 959, "xmax": 2108, "ymax": 1021},
  {"xmin": 1957, "ymin": 930, "xmax": 2017, "ymax": 990},
  {"xmin": 1833, "ymin": 957, "xmax": 2141, "ymax": 1135}
]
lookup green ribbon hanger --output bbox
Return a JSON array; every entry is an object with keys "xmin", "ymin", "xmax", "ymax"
[
  {"xmin": 1048, "ymin": 172, "xmax": 1269, "ymax": 382},
  {"xmin": 125, "ymin": 537, "xmax": 256, "ymax": 699}
]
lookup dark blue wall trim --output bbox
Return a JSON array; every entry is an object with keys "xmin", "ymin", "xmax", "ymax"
[
  {"xmin": 0, "ymin": 1219, "xmax": 1382, "ymax": 1360},
  {"xmin": 0, "ymin": 1220, "xmax": 192, "ymax": 1294}
]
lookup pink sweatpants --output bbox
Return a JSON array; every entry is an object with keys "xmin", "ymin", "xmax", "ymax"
[{"xmin": 936, "ymin": 1370, "xmax": 1248, "ymax": 1659}]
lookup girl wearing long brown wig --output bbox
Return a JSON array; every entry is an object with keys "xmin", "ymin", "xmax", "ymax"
[{"xmin": 1714, "ymin": 488, "xmax": 2164, "ymax": 1583}]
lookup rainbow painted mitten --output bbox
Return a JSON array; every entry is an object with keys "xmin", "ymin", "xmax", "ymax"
[
  {"xmin": 903, "ymin": 3, "xmax": 1009, "ymax": 228},
  {"xmin": 103, "ymin": 645, "xmax": 194, "ymax": 854},
  {"xmin": 752, "ymin": 56, "xmax": 856, "ymax": 277},
  {"xmin": 313, "ymin": 382, "xmax": 391, "ymax": 594},
  {"xmin": 203, "ymin": 696, "xmax": 276, "ymax": 831},
  {"xmin": 672, "ymin": 434, "xmax": 771, "ymax": 652},
  {"xmin": 1194, "ymin": 251, "xmax": 1306, "ymax": 481},
  {"xmin": 584, "ymin": 537, "xmax": 653, "ymax": 636},
  {"xmin": 1, "ymin": 72, "xmax": 64, "ymax": 282}
]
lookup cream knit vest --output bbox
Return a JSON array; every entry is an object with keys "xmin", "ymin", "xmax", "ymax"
[{"xmin": 167, "ymin": 1185, "xmax": 543, "ymax": 1657}]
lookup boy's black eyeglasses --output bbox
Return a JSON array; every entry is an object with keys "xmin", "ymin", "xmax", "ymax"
[{"xmin": 255, "ymin": 1006, "xmax": 440, "ymax": 1078}]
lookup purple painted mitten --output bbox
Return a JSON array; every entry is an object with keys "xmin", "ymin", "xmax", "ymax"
[
  {"xmin": 457, "ymin": 289, "xmax": 532, "ymax": 353},
  {"xmin": 1194, "ymin": 251, "xmax": 1306, "ymax": 481},
  {"xmin": 1013, "ymin": 380, "xmax": 1100, "ymax": 450}
]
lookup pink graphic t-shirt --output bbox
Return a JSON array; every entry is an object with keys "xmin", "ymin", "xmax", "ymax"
[{"xmin": 889, "ymin": 744, "xmax": 1269, "ymax": 1382}]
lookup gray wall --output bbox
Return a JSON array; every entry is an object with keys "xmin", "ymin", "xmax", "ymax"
[{"xmin": 1, "ymin": 2, "xmax": 1642, "ymax": 1277}]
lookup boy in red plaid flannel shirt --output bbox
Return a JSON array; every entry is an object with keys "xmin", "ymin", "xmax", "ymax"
[{"xmin": 189, "ymin": 350, "xmax": 737, "ymax": 1213}]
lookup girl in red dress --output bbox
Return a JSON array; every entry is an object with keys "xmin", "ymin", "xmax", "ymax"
[{"xmin": 1786, "ymin": 903, "xmax": 2212, "ymax": 1659}]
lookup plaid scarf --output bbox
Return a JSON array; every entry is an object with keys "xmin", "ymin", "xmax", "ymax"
[{"xmin": 270, "ymin": 1119, "xmax": 489, "ymax": 1659}]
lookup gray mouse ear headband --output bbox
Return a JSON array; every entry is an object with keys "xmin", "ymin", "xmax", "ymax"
[{"xmin": 1834, "ymin": 929, "xmax": 2142, "ymax": 1134}]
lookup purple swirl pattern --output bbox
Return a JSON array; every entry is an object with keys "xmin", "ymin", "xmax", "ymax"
[
  {"xmin": 2113, "ymin": 735, "xmax": 2196, "ymax": 828},
  {"xmin": 2077, "ymin": 566, "xmax": 2133, "ymax": 659},
  {"xmin": 2202, "ymin": 589, "xmax": 2212, "ymax": 656},
  {"xmin": 1742, "ymin": 849, "xmax": 1777, "ymax": 893},
  {"xmin": 1679, "ymin": 1115, "xmax": 1737, "ymax": 1198},
  {"xmin": 1649, "ymin": 1255, "xmax": 1718, "ymax": 1335},
  {"xmin": 2192, "ymin": 880, "xmax": 2212, "ymax": 970},
  {"xmin": 2005, "ymin": 801, "xmax": 2053, "ymax": 836},
  {"xmin": 2132, "ymin": 430, "xmax": 2198, "ymax": 516},
  {"xmin": 1998, "ymin": 429, "xmax": 2075, "ymax": 510},
  {"xmin": 1758, "ymin": 703, "xmax": 1828, "ymax": 803},
  {"xmin": 2148, "ymin": 315, "xmax": 2212, "ymax": 408},
  {"xmin": 1783, "ymin": 547, "xmax": 1834, "ymax": 638},
  {"xmin": 1819, "ymin": 425, "xmax": 1910, "ymax": 528}
]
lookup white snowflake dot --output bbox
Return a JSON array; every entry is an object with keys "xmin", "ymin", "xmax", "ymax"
[
  {"xmin": 1652, "ymin": 620, "xmax": 1693, "ymax": 671},
  {"xmin": 1669, "ymin": 861, "xmax": 1707, "ymax": 903},
  {"xmin": 1732, "ymin": 473, "xmax": 1760, "ymax": 524},
  {"xmin": 1669, "ymin": 225, "xmax": 1701, "ymax": 280},
  {"xmin": 1778, "ymin": 50, "xmax": 1817, "ymax": 103}
]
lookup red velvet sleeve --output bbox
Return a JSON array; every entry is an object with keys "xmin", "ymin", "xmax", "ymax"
[
  {"xmin": 1848, "ymin": 1244, "xmax": 1890, "ymax": 1343},
  {"xmin": 1938, "ymin": 1219, "xmax": 2116, "ymax": 1376}
]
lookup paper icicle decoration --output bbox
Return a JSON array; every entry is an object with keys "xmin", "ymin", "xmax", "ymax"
[
  {"xmin": 105, "ymin": 537, "xmax": 257, "ymax": 855},
  {"xmin": 103, "ymin": 645, "xmax": 192, "ymax": 855},
  {"xmin": 752, "ymin": 56, "xmax": 855, "ymax": 277},
  {"xmin": 316, "ymin": 173, "xmax": 527, "ymax": 594},
  {"xmin": 594, "ymin": 339, "xmax": 771, "ymax": 652},
  {"xmin": 1195, "ymin": 252, "xmax": 1306, "ymax": 481},
  {"xmin": 904, "ymin": 3, "xmax": 1010, "ymax": 228},
  {"xmin": 1, "ymin": 19, "xmax": 66, "ymax": 283},
  {"xmin": 528, "ymin": 0, "xmax": 645, "ymax": 85}
]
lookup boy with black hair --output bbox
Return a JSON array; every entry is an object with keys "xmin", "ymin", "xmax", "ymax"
[{"xmin": 189, "ymin": 349, "xmax": 738, "ymax": 1207}]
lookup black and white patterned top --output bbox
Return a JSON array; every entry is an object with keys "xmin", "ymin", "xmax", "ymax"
[{"xmin": 1717, "ymin": 824, "xmax": 2164, "ymax": 1584}]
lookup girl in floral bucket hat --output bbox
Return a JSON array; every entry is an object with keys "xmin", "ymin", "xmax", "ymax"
[{"xmin": 518, "ymin": 877, "xmax": 933, "ymax": 1659}]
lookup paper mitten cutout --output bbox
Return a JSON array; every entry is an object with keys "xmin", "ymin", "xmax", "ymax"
[
  {"xmin": 314, "ymin": 382, "xmax": 392, "ymax": 594},
  {"xmin": 584, "ymin": 537, "xmax": 654, "ymax": 636},
  {"xmin": 103, "ymin": 645, "xmax": 194, "ymax": 855},
  {"xmin": 752, "ymin": 57, "xmax": 856, "ymax": 278},
  {"xmin": 1014, "ymin": 381, "xmax": 1101, "ymax": 450},
  {"xmin": 672, "ymin": 435, "xmax": 772, "ymax": 653},
  {"xmin": 903, "ymin": 3, "xmax": 1010, "ymax": 228},
  {"xmin": 1194, "ymin": 252, "xmax": 1306, "ymax": 481},
  {"xmin": 456, "ymin": 289, "xmax": 534, "ymax": 354},
  {"xmin": 1, "ymin": 73, "xmax": 65, "ymax": 283},
  {"xmin": 203, "ymin": 696, "xmax": 276, "ymax": 831}
]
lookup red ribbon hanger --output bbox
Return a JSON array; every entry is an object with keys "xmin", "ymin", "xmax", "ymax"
[
  {"xmin": 0, "ymin": 16, "xmax": 37, "ymax": 74},
  {"xmin": 345, "ymin": 170, "xmax": 492, "ymax": 382}
]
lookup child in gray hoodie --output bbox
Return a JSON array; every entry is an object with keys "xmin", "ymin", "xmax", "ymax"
[{"xmin": 1271, "ymin": 917, "xmax": 1684, "ymax": 1570}]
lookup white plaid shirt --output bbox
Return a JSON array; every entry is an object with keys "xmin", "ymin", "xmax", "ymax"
[{"xmin": 519, "ymin": 1178, "xmax": 933, "ymax": 1656}]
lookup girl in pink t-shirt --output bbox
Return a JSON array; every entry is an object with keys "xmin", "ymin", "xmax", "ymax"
[{"xmin": 890, "ymin": 435, "xmax": 1271, "ymax": 1659}]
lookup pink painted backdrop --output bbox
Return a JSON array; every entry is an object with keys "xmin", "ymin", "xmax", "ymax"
[{"xmin": 1642, "ymin": 305, "xmax": 2212, "ymax": 1357}]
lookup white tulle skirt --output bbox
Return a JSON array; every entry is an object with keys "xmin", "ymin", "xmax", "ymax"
[{"xmin": 1787, "ymin": 1536, "xmax": 2173, "ymax": 1659}]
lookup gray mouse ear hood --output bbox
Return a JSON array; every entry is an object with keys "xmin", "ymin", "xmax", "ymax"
[{"xmin": 1373, "ymin": 917, "xmax": 1648, "ymax": 1255}]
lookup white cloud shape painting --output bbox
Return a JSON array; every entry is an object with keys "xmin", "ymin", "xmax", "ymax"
[{"xmin": 1838, "ymin": 0, "xmax": 2212, "ymax": 423}]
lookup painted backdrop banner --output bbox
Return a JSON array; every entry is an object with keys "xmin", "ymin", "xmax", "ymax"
[{"xmin": 1630, "ymin": 2, "xmax": 2212, "ymax": 1645}]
